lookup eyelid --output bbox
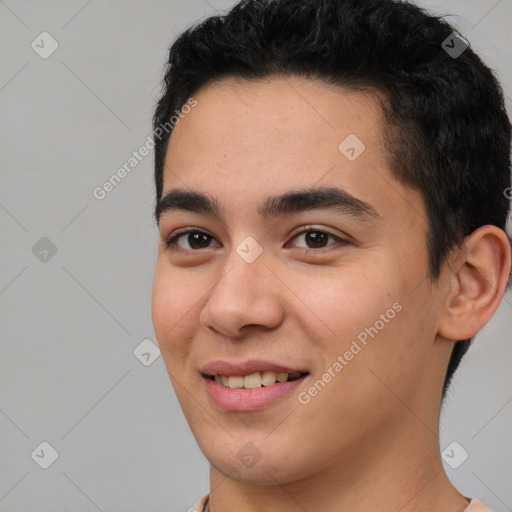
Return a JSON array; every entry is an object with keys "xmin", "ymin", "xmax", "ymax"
[{"xmin": 288, "ymin": 224, "xmax": 347, "ymax": 241}]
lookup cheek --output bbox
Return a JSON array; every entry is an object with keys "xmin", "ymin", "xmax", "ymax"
[
  {"xmin": 306, "ymin": 262, "xmax": 426, "ymax": 393},
  {"xmin": 151, "ymin": 263, "xmax": 198, "ymax": 361},
  {"xmin": 308, "ymin": 266, "xmax": 397, "ymax": 348},
  {"xmin": 331, "ymin": 286, "xmax": 436, "ymax": 409},
  {"xmin": 151, "ymin": 266, "xmax": 174, "ymax": 343},
  {"xmin": 151, "ymin": 265, "xmax": 204, "ymax": 416}
]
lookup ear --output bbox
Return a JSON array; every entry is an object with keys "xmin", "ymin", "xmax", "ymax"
[{"xmin": 438, "ymin": 225, "xmax": 511, "ymax": 341}]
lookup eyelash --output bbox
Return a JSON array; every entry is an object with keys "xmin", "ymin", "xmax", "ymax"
[{"xmin": 164, "ymin": 226, "xmax": 348, "ymax": 253}]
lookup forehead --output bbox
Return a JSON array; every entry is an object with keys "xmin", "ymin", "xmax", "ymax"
[
  {"xmin": 162, "ymin": 76, "xmax": 423, "ymax": 225},
  {"xmin": 168, "ymin": 76, "xmax": 384, "ymax": 160}
]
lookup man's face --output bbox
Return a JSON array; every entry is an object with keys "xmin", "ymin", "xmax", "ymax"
[{"xmin": 152, "ymin": 77, "xmax": 450, "ymax": 484}]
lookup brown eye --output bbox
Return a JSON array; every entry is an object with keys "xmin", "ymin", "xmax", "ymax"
[
  {"xmin": 290, "ymin": 229, "xmax": 342, "ymax": 250},
  {"xmin": 186, "ymin": 232, "xmax": 212, "ymax": 249},
  {"xmin": 166, "ymin": 230, "xmax": 220, "ymax": 250},
  {"xmin": 304, "ymin": 231, "xmax": 329, "ymax": 248}
]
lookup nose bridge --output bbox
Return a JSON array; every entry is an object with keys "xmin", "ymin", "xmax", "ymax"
[{"xmin": 199, "ymin": 241, "xmax": 284, "ymax": 337}]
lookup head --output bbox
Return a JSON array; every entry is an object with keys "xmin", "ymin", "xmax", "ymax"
[{"xmin": 151, "ymin": 0, "xmax": 511, "ymax": 486}]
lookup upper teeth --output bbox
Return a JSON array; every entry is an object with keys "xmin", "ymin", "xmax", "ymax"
[{"xmin": 213, "ymin": 371, "xmax": 303, "ymax": 389}]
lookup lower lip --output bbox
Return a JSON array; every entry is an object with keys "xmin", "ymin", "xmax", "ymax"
[{"xmin": 204, "ymin": 375, "xmax": 308, "ymax": 411}]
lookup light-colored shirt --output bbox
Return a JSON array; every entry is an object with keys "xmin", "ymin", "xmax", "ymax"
[{"xmin": 191, "ymin": 494, "xmax": 493, "ymax": 511}]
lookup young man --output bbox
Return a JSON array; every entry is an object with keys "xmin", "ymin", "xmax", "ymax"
[{"xmin": 150, "ymin": 0, "xmax": 511, "ymax": 510}]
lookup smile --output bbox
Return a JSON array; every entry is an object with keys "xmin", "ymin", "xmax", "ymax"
[
  {"xmin": 200, "ymin": 359, "xmax": 310, "ymax": 411},
  {"xmin": 210, "ymin": 371, "xmax": 306, "ymax": 389}
]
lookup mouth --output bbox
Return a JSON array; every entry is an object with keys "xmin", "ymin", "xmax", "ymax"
[
  {"xmin": 202, "ymin": 371, "xmax": 308, "ymax": 389},
  {"xmin": 200, "ymin": 360, "xmax": 310, "ymax": 411}
]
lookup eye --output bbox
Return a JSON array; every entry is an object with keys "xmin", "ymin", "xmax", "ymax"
[
  {"xmin": 164, "ymin": 227, "xmax": 348, "ymax": 253},
  {"xmin": 165, "ymin": 230, "xmax": 221, "ymax": 251},
  {"xmin": 287, "ymin": 228, "xmax": 347, "ymax": 251}
]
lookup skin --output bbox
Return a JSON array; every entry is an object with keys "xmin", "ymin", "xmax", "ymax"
[{"xmin": 151, "ymin": 76, "xmax": 511, "ymax": 512}]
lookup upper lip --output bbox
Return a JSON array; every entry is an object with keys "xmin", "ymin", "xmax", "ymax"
[{"xmin": 200, "ymin": 359, "xmax": 309, "ymax": 377}]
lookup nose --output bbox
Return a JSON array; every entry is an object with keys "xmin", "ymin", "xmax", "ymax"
[{"xmin": 199, "ymin": 249, "xmax": 285, "ymax": 338}]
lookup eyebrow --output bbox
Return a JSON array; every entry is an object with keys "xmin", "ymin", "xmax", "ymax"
[{"xmin": 154, "ymin": 186, "xmax": 380, "ymax": 224}]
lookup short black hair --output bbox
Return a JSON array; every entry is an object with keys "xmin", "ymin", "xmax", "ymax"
[{"xmin": 153, "ymin": 0, "xmax": 511, "ymax": 398}]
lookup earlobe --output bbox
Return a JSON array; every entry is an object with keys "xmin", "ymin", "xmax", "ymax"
[{"xmin": 438, "ymin": 225, "xmax": 511, "ymax": 341}]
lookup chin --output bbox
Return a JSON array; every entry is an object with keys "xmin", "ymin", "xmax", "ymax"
[{"xmin": 199, "ymin": 437, "xmax": 317, "ymax": 486}]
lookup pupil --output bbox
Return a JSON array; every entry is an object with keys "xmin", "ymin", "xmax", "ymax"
[
  {"xmin": 306, "ymin": 231, "xmax": 327, "ymax": 248},
  {"xmin": 189, "ymin": 233, "xmax": 210, "ymax": 249}
]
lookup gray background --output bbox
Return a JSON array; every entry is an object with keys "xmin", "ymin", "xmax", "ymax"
[{"xmin": 0, "ymin": 1, "xmax": 511, "ymax": 511}]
